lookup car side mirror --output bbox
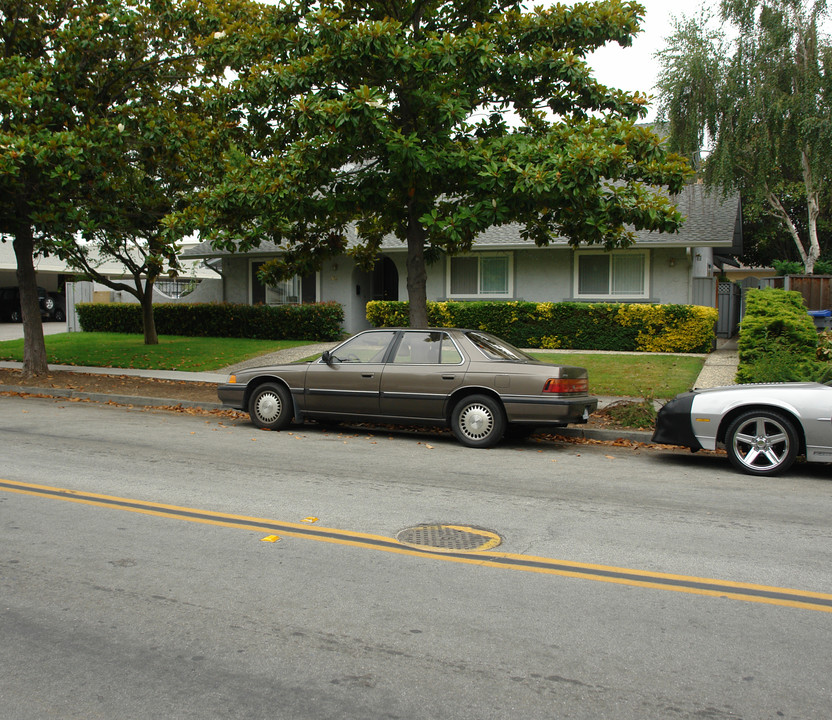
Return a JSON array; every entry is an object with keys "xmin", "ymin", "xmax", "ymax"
[{"xmin": 321, "ymin": 350, "xmax": 333, "ymax": 364}]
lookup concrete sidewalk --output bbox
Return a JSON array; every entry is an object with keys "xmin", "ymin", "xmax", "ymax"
[
  {"xmin": 0, "ymin": 338, "xmax": 738, "ymax": 390},
  {"xmin": 0, "ymin": 338, "xmax": 739, "ymax": 445}
]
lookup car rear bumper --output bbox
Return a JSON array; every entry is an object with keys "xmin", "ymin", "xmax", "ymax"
[
  {"xmin": 217, "ymin": 383, "xmax": 246, "ymax": 410},
  {"xmin": 502, "ymin": 394, "xmax": 598, "ymax": 425}
]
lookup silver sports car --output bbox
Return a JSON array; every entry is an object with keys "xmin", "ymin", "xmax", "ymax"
[
  {"xmin": 218, "ymin": 327, "xmax": 598, "ymax": 448},
  {"xmin": 652, "ymin": 383, "xmax": 832, "ymax": 476}
]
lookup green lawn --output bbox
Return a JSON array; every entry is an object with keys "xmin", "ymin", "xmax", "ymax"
[
  {"xmin": 0, "ymin": 333, "xmax": 313, "ymax": 371},
  {"xmin": 529, "ymin": 352, "xmax": 704, "ymax": 398},
  {"xmin": 0, "ymin": 332, "xmax": 705, "ymax": 396}
]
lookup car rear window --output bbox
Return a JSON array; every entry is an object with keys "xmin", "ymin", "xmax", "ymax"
[{"xmin": 466, "ymin": 331, "xmax": 534, "ymax": 362}]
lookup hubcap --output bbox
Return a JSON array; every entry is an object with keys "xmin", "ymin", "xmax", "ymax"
[
  {"xmin": 256, "ymin": 392, "xmax": 281, "ymax": 423},
  {"xmin": 460, "ymin": 404, "xmax": 494, "ymax": 440}
]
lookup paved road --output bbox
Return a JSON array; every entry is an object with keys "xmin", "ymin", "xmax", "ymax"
[{"xmin": 2, "ymin": 396, "xmax": 831, "ymax": 719}]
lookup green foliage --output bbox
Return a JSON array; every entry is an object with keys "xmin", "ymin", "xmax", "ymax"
[
  {"xmin": 76, "ymin": 302, "xmax": 344, "ymax": 342},
  {"xmin": 736, "ymin": 288, "xmax": 819, "ymax": 382},
  {"xmin": 656, "ymin": 0, "xmax": 830, "ymax": 272},
  {"xmin": 0, "ymin": 0, "xmax": 264, "ymax": 356},
  {"xmin": 191, "ymin": 0, "xmax": 692, "ymax": 327},
  {"xmin": 366, "ymin": 300, "xmax": 717, "ymax": 353},
  {"xmin": 813, "ymin": 258, "xmax": 832, "ymax": 275},
  {"xmin": 772, "ymin": 259, "xmax": 805, "ymax": 276},
  {"xmin": 816, "ymin": 329, "xmax": 832, "ymax": 361}
]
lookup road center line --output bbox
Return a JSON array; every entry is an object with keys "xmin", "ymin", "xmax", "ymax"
[{"xmin": 3, "ymin": 478, "xmax": 831, "ymax": 613}]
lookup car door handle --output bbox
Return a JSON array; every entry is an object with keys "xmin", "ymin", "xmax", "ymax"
[
  {"xmin": 362, "ymin": 373, "xmax": 375, "ymax": 378},
  {"xmin": 442, "ymin": 375, "xmax": 456, "ymax": 380}
]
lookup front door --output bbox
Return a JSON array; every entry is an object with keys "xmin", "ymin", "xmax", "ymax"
[{"xmin": 303, "ymin": 330, "xmax": 397, "ymax": 417}]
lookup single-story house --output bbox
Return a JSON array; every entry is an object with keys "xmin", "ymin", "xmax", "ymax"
[
  {"xmin": 182, "ymin": 183, "xmax": 742, "ymax": 335},
  {"xmin": 0, "ymin": 241, "xmax": 221, "ymax": 305}
]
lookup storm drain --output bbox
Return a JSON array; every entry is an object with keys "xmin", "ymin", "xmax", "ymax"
[{"xmin": 396, "ymin": 524, "xmax": 502, "ymax": 553}]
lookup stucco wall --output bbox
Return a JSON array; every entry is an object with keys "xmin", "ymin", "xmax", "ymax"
[{"xmin": 212, "ymin": 246, "xmax": 709, "ymax": 336}]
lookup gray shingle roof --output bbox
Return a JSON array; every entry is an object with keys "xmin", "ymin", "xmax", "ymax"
[{"xmin": 182, "ymin": 184, "xmax": 740, "ymax": 259}]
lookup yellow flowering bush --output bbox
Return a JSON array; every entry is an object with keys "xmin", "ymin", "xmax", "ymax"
[
  {"xmin": 617, "ymin": 305, "xmax": 718, "ymax": 353},
  {"xmin": 367, "ymin": 301, "xmax": 718, "ymax": 353}
]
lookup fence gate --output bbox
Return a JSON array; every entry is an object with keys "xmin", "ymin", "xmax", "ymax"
[{"xmin": 717, "ymin": 281, "xmax": 742, "ymax": 338}]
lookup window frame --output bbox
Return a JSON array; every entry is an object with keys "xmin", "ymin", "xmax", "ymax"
[
  {"xmin": 446, "ymin": 252, "xmax": 514, "ymax": 299},
  {"xmin": 573, "ymin": 250, "xmax": 650, "ymax": 300},
  {"xmin": 250, "ymin": 259, "xmax": 312, "ymax": 306}
]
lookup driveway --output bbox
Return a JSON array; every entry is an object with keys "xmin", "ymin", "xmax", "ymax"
[{"xmin": 0, "ymin": 321, "xmax": 67, "ymax": 341}]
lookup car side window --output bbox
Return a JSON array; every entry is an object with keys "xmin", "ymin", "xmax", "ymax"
[
  {"xmin": 440, "ymin": 337, "xmax": 463, "ymax": 364},
  {"xmin": 330, "ymin": 331, "xmax": 396, "ymax": 363},
  {"xmin": 392, "ymin": 332, "xmax": 462, "ymax": 364}
]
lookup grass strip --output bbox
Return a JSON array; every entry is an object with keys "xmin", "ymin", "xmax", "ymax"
[
  {"xmin": 0, "ymin": 332, "xmax": 705, "ymax": 396},
  {"xmin": 0, "ymin": 333, "xmax": 313, "ymax": 372}
]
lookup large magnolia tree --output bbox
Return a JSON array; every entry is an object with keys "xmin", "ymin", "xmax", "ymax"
[
  {"xmin": 194, "ymin": 0, "xmax": 691, "ymax": 326},
  {"xmin": 656, "ymin": 0, "xmax": 831, "ymax": 273},
  {"xmin": 0, "ymin": 0, "xmax": 257, "ymax": 371}
]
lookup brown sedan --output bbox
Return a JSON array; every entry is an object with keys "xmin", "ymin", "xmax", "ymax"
[{"xmin": 218, "ymin": 328, "xmax": 598, "ymax": 447}]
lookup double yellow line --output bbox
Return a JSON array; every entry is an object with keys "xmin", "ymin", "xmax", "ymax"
[{"xmin": 3, "ymin": 478, "xmax": 831, "ymax": 614}]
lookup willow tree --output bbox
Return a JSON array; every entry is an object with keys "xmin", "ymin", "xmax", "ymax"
[
  {"xmin": 195, "ymin": 0, "xmax": 690, "ymax": 327},
  {"xmin": 656, "ymin": 0, "xmax": 831, "ymax": 273}
]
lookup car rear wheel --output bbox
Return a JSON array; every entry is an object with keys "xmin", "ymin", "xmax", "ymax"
[
  {"xmin": 248, "ymin": 383, "xmax": 293, "ymax": 430},
  {"xmin": 451, "ymin": 394, "xmax": 505, "ymax": 448},
  {"xmin": 725, "ymin": 410, "xmax": 798, "ymax": 476}
]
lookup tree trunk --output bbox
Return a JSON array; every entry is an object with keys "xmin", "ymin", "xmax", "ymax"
[
  {"xmin": 12, "ymin": 225, "xmax": 49, "ymax": 377},
  {"xmin": 765, "ymin": 188, "xmax": 816, "ymax": 273},
  {"xmin": 801, "ymin": 147, "xmax": 821, "ymax": 274},
  {"xmin": 405, "ymin": 213, "xmax": 429, "ymax": 327},
  {"xmin": 140, "ymin": 279, "xmax": 159, "ymax": 345}
]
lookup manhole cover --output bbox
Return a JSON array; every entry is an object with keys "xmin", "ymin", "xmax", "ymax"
[{"xmin": 396, "ymin": 524, "xmax": 502, "ymax": 552}]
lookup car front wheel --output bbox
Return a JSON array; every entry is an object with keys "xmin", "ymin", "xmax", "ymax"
[
  {"xmin": 725, "ymin": 410, "xmax": 798, "ymax": 476},
  {"xmin": 451, "ymin": 394, "xmax": 505, "ymax": 448},
  {"xmin": 248, "ymin": 383, "xmax": 293, "ymax": 430}
]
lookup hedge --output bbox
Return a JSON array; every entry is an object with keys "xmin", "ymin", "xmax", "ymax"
[
  {"xmin": 76, "ymin": 302, "xmax": 344, "ymax": 341},
  {"xmin": 366, "ymin": 300, "xmax": 718, "ymax": 353},
  {"xmin": 736, "ymin": 288, "xmax": 819, "ymax": 382}
]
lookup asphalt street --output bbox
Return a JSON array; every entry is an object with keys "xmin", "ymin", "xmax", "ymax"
[{"xmin": 2, "ymin": 395, "xmax": 831, "ymax": 719}]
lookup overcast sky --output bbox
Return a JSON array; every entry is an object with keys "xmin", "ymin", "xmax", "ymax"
[{"xmin": 573, "ymin": 0, "xmax": 710, "ymax": 120}]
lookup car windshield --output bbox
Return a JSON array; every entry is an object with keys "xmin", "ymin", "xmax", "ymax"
[{"xmin": 466, "ymin": 331, "xmax": 534, "ymax": 362}]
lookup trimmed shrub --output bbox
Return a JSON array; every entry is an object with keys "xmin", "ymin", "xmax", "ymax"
[
  {"xmin": 736, "ymin": 288, "xmax": 818, "ymax": 383},
  {"xmin": 366, "ymin": 300, "xmax": 717, "ymax": 353},
  {"xmin": 76, "ymin": 302, "xmax": 344, "ymax": 341}
]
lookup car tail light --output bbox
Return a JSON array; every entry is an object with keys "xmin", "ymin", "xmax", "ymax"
[{"xmin": 543, "ymin": 378, "xmax": 588, "ymax": 394}]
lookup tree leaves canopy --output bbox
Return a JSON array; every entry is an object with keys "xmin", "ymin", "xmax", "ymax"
[
  {"xmin": 656, "ymin": 0, "xmax": 831, "ymax": 271},
  {"xmin": 1, "ymin": 0, "xmax": 262, "ymax": 351},
  {"xmin": 191, "ymin": 0, "xmax": 691, "ymax": 324}
]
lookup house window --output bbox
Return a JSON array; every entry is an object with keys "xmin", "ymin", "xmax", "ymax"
[
  {"xmin": 575, "ymin": 251, "xmax": 648, "ymax": 299},
  {"xmin": 447, "ymin": 253, "xmax": 513, "ymax": 298},
  {"xmin": 265, "ymin": 275, "xmax": 301, "ymax": 305},
  {"xmin": 251, "ymin": 261, "xmax": 316, "ymax": 305}
]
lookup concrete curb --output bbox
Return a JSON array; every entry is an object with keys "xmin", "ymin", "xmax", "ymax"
[
  {"xmin": 1, "ymin": 384, "xmax": 655, "ymax": 443},
  {"xmin": 0, "ymin": 385, "xmax": 226, "ymax": 412}
]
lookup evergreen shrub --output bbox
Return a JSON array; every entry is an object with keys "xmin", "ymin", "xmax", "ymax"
[
  {"xmin": 366, "ymin": 300, "xmax": 717, "ymax": 353},
  {"xmin": 736, "ymin": 288, "xmax": 819, "ymax": 382},
  {"xmin": 76, "ymin": 302, "xmax": 344, "ymax": 341}
]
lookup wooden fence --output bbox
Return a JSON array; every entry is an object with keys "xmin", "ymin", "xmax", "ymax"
[{"xmin": 760, "ymin": 275, "xmax": 832, "ymax": 311}]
